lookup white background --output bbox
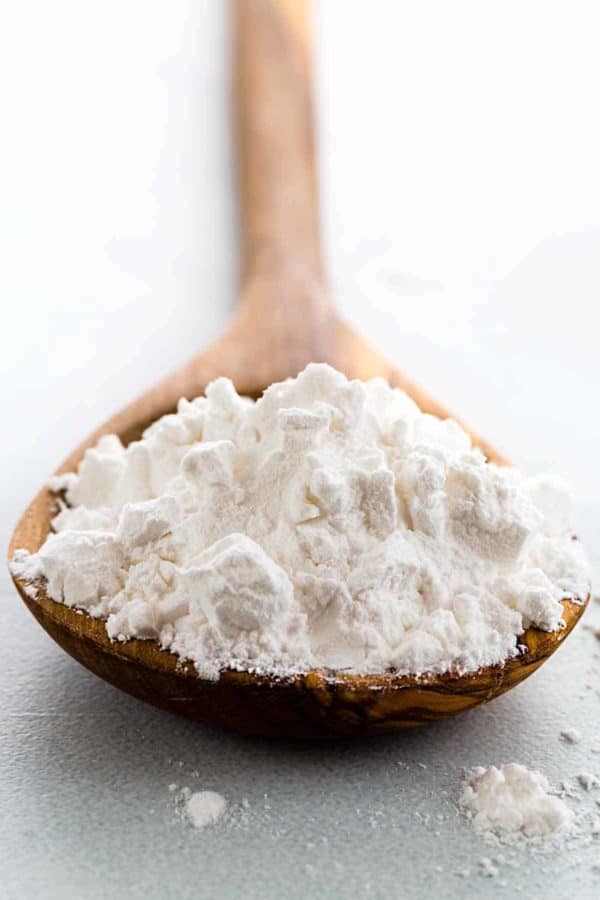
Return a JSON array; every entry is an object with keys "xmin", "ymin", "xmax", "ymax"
[
  {"xmin": 1, "ymin": 2, "xmax": 599, "ymax": 898},
  {"xmin": 2, "ymin": 0, "xmax": 599, "ymax": 501}
]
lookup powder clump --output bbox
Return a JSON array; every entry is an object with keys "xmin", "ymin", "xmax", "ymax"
[
  {"xmin": 560, "ymin": 728, "xmax": 582, "ymax": 745},
  {"xmin": 10, "ymin": 364, "xmax": 590, "ymax": 679},
  {"xmin": 183, "ymin": 790, "xmax": 227, "ymax": 828},
  {"xmin": 459, "ymin": 763, "xmax": 575, "ymax": 837}
]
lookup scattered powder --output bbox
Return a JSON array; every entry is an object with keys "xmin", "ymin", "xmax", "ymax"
[
  {"xmin": 576, "ymin": 773, "xmax": 599, "ymax": 791},
  {"xmin": 10, "ymin": 364, "xmax": 590, "ymax": 679},
  {"xmin": 459, "ymin": 764, "xmax": 575, "ymax": 838},
  {"xmin": 478, "ymin": 856, "xmax": 500, "ymax": 878},
  {"xmin": 560, "ymin": 779, "xmax": 578, "ymax": 798},
  {"xmin": 560, "ymin": 728, "xmax": 582, "ymax": 745}
]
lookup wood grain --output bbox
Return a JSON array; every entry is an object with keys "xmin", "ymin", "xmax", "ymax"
[{"xmin": 6, "ymin": 0, "xmax": 588, "ymax": 737}]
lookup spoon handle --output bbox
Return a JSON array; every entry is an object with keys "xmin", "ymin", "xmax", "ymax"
[{"xmin": 234, "ymin": 0, "xmax": 325, "ymax": 285}]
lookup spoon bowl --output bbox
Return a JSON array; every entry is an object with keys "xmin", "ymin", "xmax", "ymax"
[
  {"xmin": 9, "ymin": 532, "xmax": 588, "ymax": 739},
  {"xmin": 8, "ymin": 400, "xmax": 588, "ymax": 739},
  {"xmin": 8, "ymin": 0, "xmax": 589, "ymax": 738}
]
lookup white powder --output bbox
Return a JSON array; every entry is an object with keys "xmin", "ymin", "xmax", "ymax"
[
  {"xmin": 181, "ymin": 789, "xmax": 226, "ymax": 828},
  {"xmin": 576, "ymin": 772, "xmax": 599, "ymax": 791},
  {"xmin": 459, "ymin": 764, "xmax": 575, "ymax": 837},
  {"xmin": 478, "ymin": 857, "xmax": 500, "ymax": 878},
  {"xmin": 11, "ymin": 363, "xmax": 590, "ymax": 679},
  {"xmin": 560, "ymin": 728, "xmax": 582, "ymax": 744}
]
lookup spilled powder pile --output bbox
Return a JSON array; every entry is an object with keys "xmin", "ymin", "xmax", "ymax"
[
  {"xmin": 459, "ymin": 764, "xmax": 574, "ymax": 837},
  {"xmin": 560, "ymin": 728, "xmax": 582, "ymax": 744},
  {"xmin": 184, "ymin": 790, "xmax": 227, "ymax": 829},
  {"xmin": 11, "ymin": 363, "xmax": 589, "ymax": 679}
]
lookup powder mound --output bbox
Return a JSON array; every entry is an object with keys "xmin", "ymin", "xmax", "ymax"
[
  {"xmin": 459, "ymin": 764, "xmax": 575, "ymax": 837},
  {"xmin": 184, "ymin": 790, "xmax": 227, "ymax": 828},
  {"xmin": 10, "ymin": 363, "xmax": 590, "ymax": 679}
]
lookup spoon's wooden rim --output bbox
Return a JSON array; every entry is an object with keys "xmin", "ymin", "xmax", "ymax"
[{"xmin": 8, "ymin": 481, "xmax": 589, "ymax": 696}]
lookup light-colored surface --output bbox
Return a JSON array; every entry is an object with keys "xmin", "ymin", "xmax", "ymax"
[{"xmin": 1, "ymin": 1, "xmax": 600, "ymax": 898}]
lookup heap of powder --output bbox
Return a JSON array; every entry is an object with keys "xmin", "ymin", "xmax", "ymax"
[
  {"xmin": 10, "ymin": 363, "xmax": 590, "ymax": 679},
  {"xmin": 459, "ymin": 764, "xmax": 575, "ymax": 837},
  {"xmin": 184, "ymin": 790, "xmax": 227, "ymax": 828},
  {"xmin": 560, "ymin": 728, "xmax": 582, "ymax": 744}
]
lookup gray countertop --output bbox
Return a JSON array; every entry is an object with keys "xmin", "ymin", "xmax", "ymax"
[{"xmin": 2, "ymin": 2, "xmax": 600, "ymax": 897}]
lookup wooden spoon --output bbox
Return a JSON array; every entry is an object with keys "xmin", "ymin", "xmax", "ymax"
[{"xmin": 8, "ymin": 0, "xmax": 587, "ymax": 738}]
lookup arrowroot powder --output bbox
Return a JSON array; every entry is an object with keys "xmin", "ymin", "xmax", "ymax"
[
  {"xmin": 10, "ymin": 364, "xmax": 590, "ymax": 680},
  {"xmin": 183, "ymin": 790, "xmax": 227, "ymax": 829},
  {"xmin": 459, "ymin": 764, "xmax": 575, "ymax": 837}
]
